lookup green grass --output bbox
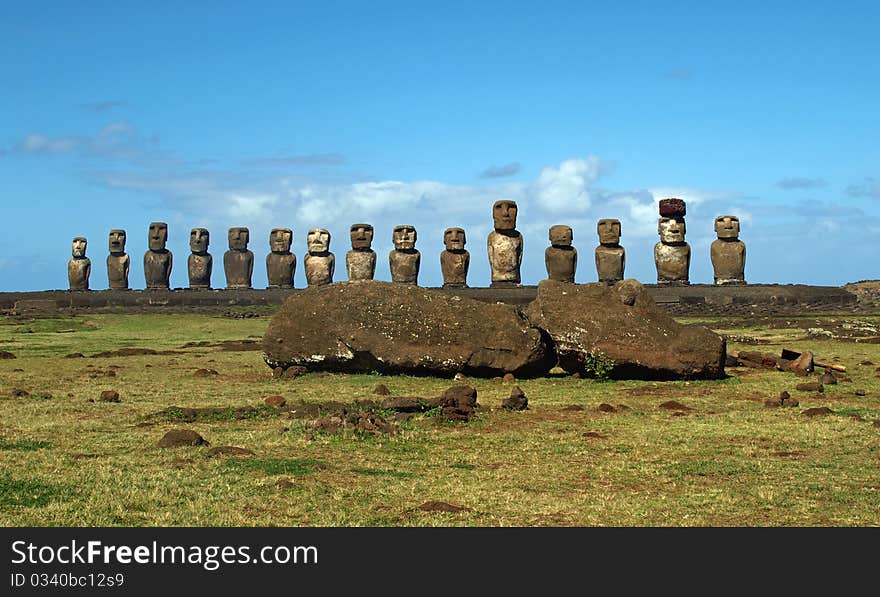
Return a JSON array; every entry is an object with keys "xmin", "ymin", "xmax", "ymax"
[{"xmin": 1, "ymin": 312, "xmax": 880, "ymax": 526}]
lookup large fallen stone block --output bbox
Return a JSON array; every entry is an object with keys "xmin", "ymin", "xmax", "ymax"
[
  {"xmin": 262, "ymin": 281, "xmax": 554, "ymax": 377},
  {"xmin": 523, "ymin": 279, "xmax": 726, "ymax": 380}
]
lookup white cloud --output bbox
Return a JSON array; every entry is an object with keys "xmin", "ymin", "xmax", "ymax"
[
  {"xmin": 532, "ymin": 157, "xmax": 600, "ymax": 213},
  {"xmin": 16, "ymin": 134, "xmax": 81, "ymax": 153}
]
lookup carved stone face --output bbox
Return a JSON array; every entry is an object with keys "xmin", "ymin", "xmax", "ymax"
[
  {"xmin": 658, "ymin": 217, "xmax": 686, "ymax": 244},
  {"xmin": 108, "ymin": 229, "xmax": 126, "ymax": 254},
  {"xmin": 349, "ymin": 223, "xmax": 374, "ymax": 250},
  {"xmin": 190, "ymin": 228, "xmax": 209, "ymax": 253},
  {"xmin": 148, "ymin": 222, "xmax": 168, "ymax": 251},
  {"xmin": 270, "ymin": 228, "xmax": 293, "ymax": 253},
  {"xmin": 714, "ymin": 215, "xmax": 740, "ymax": 240},
  {"xmin": 549, "ymin": 225, "xmax": 573, "ymax": 247},
  {"xmin": 444, "ymin": 227, "xmax": 466, "ymax": 251},
  {"xmin": 72, "ymin": 237, "xmax": 87, "ymax": 258},
  {"xmin": 228, "ymin": 227, "xmax": 249, "ymax": 251},
  {"xmin": 392, "ymin": 225, "xmax": 417, "ymax": 250},
  {"xmin": 492, "ymin": 200, "xmax": 518, "ymax": 231},
  {"xmin": 307, "ymin": 228, "xmax": 331, "ymax": 253},
  {"xmin": 597, "ymin": 219, "xmax": 621, "ymax": 245}
]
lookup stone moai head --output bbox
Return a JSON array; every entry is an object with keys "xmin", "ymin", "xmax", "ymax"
[
  {"xmin": 444, "ymin": 227, "xmax": 466, "ymax": 251},
  {"xmin": 392, "ymin": 225, "xmax": 417, "ymax": 251},
  {"xmin": 492, "ymin": 199, "xmax": 518, "ymax": 231},
  {"xmin": 597, "ymin": 219, "xmax": 621, "ymax": 245},
  {"xmin": 108, "ymin": 229, "xmax": 126, "ymax": 254},
  {"xmin": 658, "ymin": 217, "xmax": 686, "ymax": 244},
  {"xmin": 270, "ymin": 228, "xmax": 293, "ymax": 253},
  {"xmin": 350, "ymin": 223, "xmax": 374, "ymax": 250},
  {"xmin": 307, "ymin": 228, "xmax": 331, "ymax": 254},
  {"xmin": 549, "ymin": 225, "xmax": 573, "ymax": 248},
  {"xmin": 148, "ymin": 222, "xmax": 168, "ymax": 251},
  {"xmin": 72, "ymin": 237, "xmax": 87, "ymax": 258},
  {"xmin": 714, "ymin": 215, "xmax": 740, "ymax": 240},
  {"xmin": 228, "ymin": 227, "xmax": 250, "ymax": 251},
  {"xmin": 190, "ymin": 228, "xmax": 210, "ymax": 254}
]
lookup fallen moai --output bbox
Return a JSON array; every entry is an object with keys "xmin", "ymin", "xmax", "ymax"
[{"xmin": 262, "ymin": 279, "xmax": 727, "ymax": 380}]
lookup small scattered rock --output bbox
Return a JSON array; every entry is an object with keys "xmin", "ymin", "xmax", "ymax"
[
  {"xmin": 275, "ymin": 479, "xmax": 295, "ymax": 489},
  {"xmin": 381, "ymin": 397, "xmax": 427, "ymax": 412},
  {"xmin": 502, "ymin": 386, "xmax": 528, "ymax": 410},
  {"xmin": 453, "ymin": 373, "xmax": 467, "ymax": 382},
  {"xmin": 873, "ymin": 420, "xmax": 880, "ymax": 428},
  {"xmin": 597, "ymin": 403, "xmax": 617, "ymax": 413},
  {"xmin": 283, "ymin": 366, "xmax": 308, "ymax": 379},
  {"xmin": 417, "ymin": 501, "xmax": 471, "ymax": 513},
  {"xmin": 158, "ymin": 429, "xmax": 209, "ymax": 447},
  {"xmin": 659, "ymin": 400, "xmax": 691, "ymax": 411},
  {"xmin": 583, "ymin": 431, "xmax": 607, "ymax": 439},
  {"xmin": 802, "ymin": 407, "xmax": 833, "ymax": 418},
  {"xmin": 99, "ymin": 390, "xmax": 120, "ymax": 403},
  {"xmin": 272, "ymin": 366, "xmax": 284, "ymax": 378},
  {"xmin": 819, "ymin": 371, "xmax": 837, "ymax": 385},
  {"xmin": 502, "ymin": 373, "xmax": 515, "ymax": 383},
  {"xmin": 0, "ymin": 350, "xmax": 16, "ymax": 359},
  {"xmin": 264, "ymin": 395, "xmax": 286, "ymax": 407},
  {"xmin": 571, "ymin": 372, "xmax": 582, "ymax": 379},
  {"xmin": 64, "ymin": 353, "xmax": 85, "ymax": 359},
  {"xmin": 795, "ymin": 382, "xmax": 823, "ymax": 393},
  {"xmin": 207, "ymin": 446, "xmax": 255, "ymax": 457},
  {"xmin": 858, "ymin": 360, "xmax": 874, "ymax": 366},
  {"xmin": 855, "ymin": 389, "xmax": 867, "ymax": 396},
  {"xmin": 193, "ymin": 368, "xmax": 219, "ymax": 377},
  {"xmin": 372, "ymin": 384, "xmax": 391, "ymax": 396},
  {"xmin": 11, "ymin": 388, "xmax": 29, "ymax": 397}
]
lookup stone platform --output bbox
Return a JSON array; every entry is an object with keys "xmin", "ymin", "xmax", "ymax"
[{"xmin": 0, "ymin": 283, "xmax": 864, "ymax": 317}]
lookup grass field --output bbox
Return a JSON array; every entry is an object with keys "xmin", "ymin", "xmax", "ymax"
[{"xmin": 1, "ymin": 309, "xmax": 879, "ymax": 527}]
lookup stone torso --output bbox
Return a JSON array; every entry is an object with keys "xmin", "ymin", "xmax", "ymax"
[
  {"xmin": 106, "ymin": 254, "xmax": 129, "ymax": 289},
  {"xmin": 710, "ymin": 239, "xmax": 746, "ymax": 285},
  {"xmin": 304, "ymin": 253, "xmax": 334, "ymax": 286},
  {"xmin": 188, "ymin": 253, "xmax": 212, "ymax": 289},
  {"xmin": 595, "ymin": 245, "xmax": 625, "ymax": 284},
  {"xmin": 224, "ymin": 250, "xmax": 254, "ymax": 288},
  {"xmin": 266, "ymin": 253, "xmax": 297, "ymax": 288},
  {"xmin": 68, "ymin": 258, "xmax": 91, "ymax": 290},
  {"xmin": 389, "ymin": 250, "xmax": 420, "ymax": 284},
  {"xmin": 488, "ymin": 231, "xmax": 523, "ymax": 285},
  {"xmin": 545, "ymin": 246, "xmax": 577, "ymax": 283},
  {"xmin": 440, "ymin": 250, "xmax": 470, "ymax": 287},
  {"xmin": 654, "ymin": 242, "xmax": 690, "ymax": 285},
  {"xmin": 144, "ymin": 250, "xmax": 172, "ymax": 289},
  {"xmin": 346, "ymin": 250, "xmax": 376, "ymax": 281}
]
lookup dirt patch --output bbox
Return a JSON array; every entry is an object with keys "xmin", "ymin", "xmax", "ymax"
[
  {"xmin": 659, "ymin": 400, "xmax": 692, "ymax": 411},
  {"xmin": 802, "ymin": 407, "xmax": 834, "ymax": 417},
  {"xmin": 147, "ymin": 405, "xmax": 282, "ymax": 423},
  {"xmin": 207, "ymin": 446, "xmax": 255, "ymax": 457},
  {"xmin": 583, "ymin": 431, "xmax": 607, "ymax": 439},
  {"xmin": 218, "ymin": 340, "xmax": 262, "ymax": 352},
  {"xmin": 193, "ymin": 368, "xmax": 219, "ymax": 377},
  {"xmin": 560, "ymin": 405, "xmax": 585, "ymax": 412},
  {"xmin": 91, "ymin": 347, "xmax": 158, "ymax": 358},
  {"xmin": 417, "ymin": 501, "xmax": 471, "ymax": 513}
]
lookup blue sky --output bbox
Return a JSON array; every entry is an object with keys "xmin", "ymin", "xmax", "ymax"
[{"xmin": 2, "ymin": 0, "xmax": 878, "ymax": 291}]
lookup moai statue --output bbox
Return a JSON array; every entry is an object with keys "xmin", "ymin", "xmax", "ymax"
[
  {"xmin": 106, "ymin": 229, "xmax": 130, "ymax": 290},
  {"xmin": 346, "ymin": 223, "xmax": 376, "ymax": 281},
  {"xmin": 544, "ymin": 225, "xmax": 577, "ymax": 283},
  {"xmin": 440, "ymin": 227, "xmax": 470, "ymax": 288},
  {"xmin": 144, "ymin": 222, "xmax": 172, "ymax": 290},
  {"xmin": 594, "ymin": 218, "xmax": 625, "ymax": 284},
  {"xmin": 266, "ymin": 228, "xmax": 296, "ymax": 289},
  {"xmin": 711, "ymin": 215, "xmax": 746, "ymax": 285},
  {"xmin": 304, "ymin": 227, "xmax": 334, "ymax": 286},
  {"xmin": 68, "ymin": 237, "xmax": 91, "ymax": 290},
  {"xmin": 487, "ymin": 199, "xmax": 523, "ymax": 287},
  {"xmin": 188, "ymin": 228, "xmax": 212, "ymax": 289},
  {"xmin": 389, "ymin": 225, "xmax": 420, "ymax": 284},
  {"xmin": 223, "ymin": 227, "xmax": 254, "ymax": 289},
  {"xmin": 654, "ymin": 198, "xmax": 690, "ymax": 286}
]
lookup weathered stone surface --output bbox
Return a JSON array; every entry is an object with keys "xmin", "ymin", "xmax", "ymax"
[
  {"xmin": 389, "ymin": 225, "xmax": 420, "ymax": 284},
  {"xmin": 595, "ymin": 219, "xmax": 625, "ymax": 284},
  {"xmin": 262, "ymin": 281, "xmax": 553, "ymax": 377},
  {"xmin": 659, "ymin": 198, "xmax": 686, "ymax": 217},
  {"xmin": 711, "ymin": 215, "xmax": 746, "ymax": 285},
  {"xmin": 304, "ymin": 228, "xmax": 334, "ymax": 287},
  {"xmin": 655, "ymin": 210, "xmax": 690, "ymax": 285},
  {"xmin": 502, "ymin": 386, "xmax": 528, "ymax": 410},
  {"xmin": 523, "ymin": 279, "xmax": 726, "ymax": 380},
  {"xmin": 488, "ymin": 200, "xmax": 522, "ymax": 287},
  {"xmin": 99, "ymin": 390, "xmax": 121, "ymax": 402}
]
